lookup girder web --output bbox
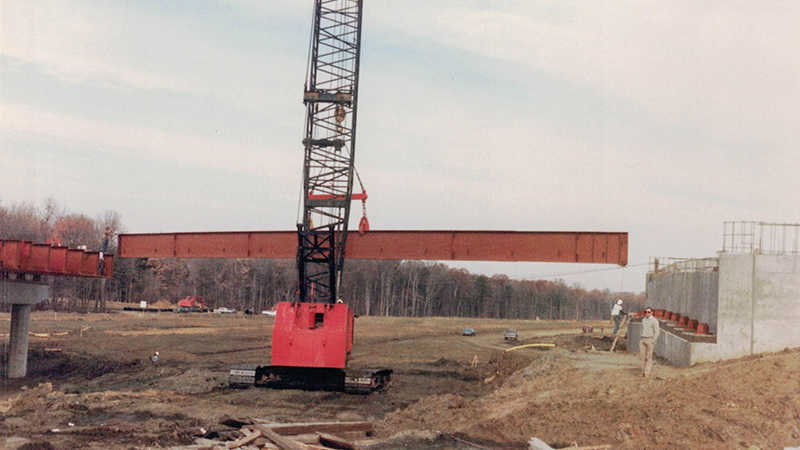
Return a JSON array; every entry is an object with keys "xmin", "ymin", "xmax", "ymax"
[{"xmin": 298, "ymin": 0, "xmax": 363, "ymax": 303}]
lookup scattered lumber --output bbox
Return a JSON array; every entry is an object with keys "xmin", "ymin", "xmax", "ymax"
[
  {"xmin": 254, "ymin": 421, "xmax": 373, "ymax": 436},
  {"xmin": 251, "ymin": 424, "xmax": 309, "ymax": 450},
  {"xmin": 201, "ymin": 418, "xmax": 368, "ymax": 450},
  {"xmin": 226, "ymin": 429, "xmax": 262, "ymax": 449},
  {"xmin": 317, "ymin": 432, "xmax": 360, "ymax": 450}
]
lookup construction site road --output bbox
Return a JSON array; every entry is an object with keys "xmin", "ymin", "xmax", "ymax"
[{"xmin": 2, "ymin": 305, "xmax": 800, "ymax": 449}]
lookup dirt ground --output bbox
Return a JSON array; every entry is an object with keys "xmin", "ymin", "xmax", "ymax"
[{"xmin": 1, "ymin": 305, "xmax": 799, "ymax": 450}]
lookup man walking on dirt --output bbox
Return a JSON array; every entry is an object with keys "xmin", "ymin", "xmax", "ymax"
[
  {"xmin": 611, "ymin": 299, "xmax": 627, "ymax": 335},
  {"xmin": 640, "ymin": 307, "xmax": 660, "ymax": 378}
]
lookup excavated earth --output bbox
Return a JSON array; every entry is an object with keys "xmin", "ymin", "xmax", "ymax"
[{"xmin": 2, "ymin": 305, "xmax": 800, "ymax": 450}]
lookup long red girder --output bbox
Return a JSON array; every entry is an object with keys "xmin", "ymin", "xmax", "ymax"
[
  {"xmin": 0, "ymin": 239, "xmax": 113, "ymax": 278},
  {"xmin": 117, "ymin": 230, "xmax": 627, "ymax": 266}
]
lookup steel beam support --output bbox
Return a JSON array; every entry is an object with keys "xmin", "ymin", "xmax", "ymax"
[{"xmin": 119, "ymin": 230, "xmax": 628, "ymax": 265}]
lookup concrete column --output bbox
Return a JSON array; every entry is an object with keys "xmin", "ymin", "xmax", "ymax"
[
  {"xmin": 8, "ymin": 304, "xmax": 32, "ymax": 378},
  {"xmin": 1, "ymin": 279, "xmax": 49, "ymax": 378}
]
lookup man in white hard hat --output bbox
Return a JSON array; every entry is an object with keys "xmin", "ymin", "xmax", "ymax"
[{"xmin": 611, "ymin": 299, "xmax": 627, "ymax": 336}]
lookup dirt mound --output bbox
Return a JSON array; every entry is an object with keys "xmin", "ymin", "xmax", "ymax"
[
  {"xmin": 378, "ymin": 346, "xmax": 800, "ymax": 449},
  {"xmin": 466, "ymin": 351, "xmax": 536, "ymax": 387},
  {"xmin": 149, "ymin": 300, "xmax": 176, "ymax": 308}
]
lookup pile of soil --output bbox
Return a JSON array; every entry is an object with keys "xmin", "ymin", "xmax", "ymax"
[
  {"xmin": 377, "ymin": 345, "xmax": 800, "ymax": 449},
  {"xmin": 149, "ymin": 300, "xmax": 176, "ymax": 309}
]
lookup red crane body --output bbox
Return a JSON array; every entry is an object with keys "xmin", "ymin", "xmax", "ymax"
[{"xmin": 271, "ymin": 302, "xmax": 353, "ymax": 369}]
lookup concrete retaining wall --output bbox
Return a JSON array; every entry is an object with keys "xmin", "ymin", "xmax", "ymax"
[
  {"xmin": 629, "ymin": 320, "xmax": 718, "ymax": 367},
  {"xmin": 646, "ymin": 270, "xmax": 719, "ymax": 333},
  {"xmin": 643, "ymin": 253, "xmax": 800, "ymax": 365},
  {"xmin": 717, "ymin": 253, "xmax": 800, "ymax": 359}
]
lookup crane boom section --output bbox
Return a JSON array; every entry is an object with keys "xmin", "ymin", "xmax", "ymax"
[{"xmin": 299, "ymin": 0, "xmax": 365, "ymax": 303}]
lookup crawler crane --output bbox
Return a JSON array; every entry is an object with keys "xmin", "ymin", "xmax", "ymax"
[{"xmin": 229, "ymin": 0, "xmax": 391, "ymax": 393}]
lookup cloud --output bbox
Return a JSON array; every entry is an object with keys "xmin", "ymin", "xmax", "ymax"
[
  {"xmin": 1, "ymin": 103, "xmax": 299, "ymax": 180},
  {"xmin": 369, "ymin": 1, "xmax": 800, "ymax": 144},
  {"xmin": 0, "ymin": 1, "xmax": 306, "ymax": 111}
]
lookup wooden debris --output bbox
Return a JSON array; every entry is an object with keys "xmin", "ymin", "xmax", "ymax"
[
  {"xmin": 226, "ymin": 429, "xmax": 262, "ymax": 449},
  {"xmin": 253, "ymin": 421, "xmax": 372, "ymax": 436},
  {"xmin": 204, "ymin": 418, "xmax": 369, "ymax": 450},
  {"xmin": 277, "ymin": 433, "xmax": 318, "ymax": 445},
  {"xmin": 252, "ymin": 424, "xmax": 311, "ymax": 450},
  {"xmin": 317, "ymin": 432, "xmax": 360, "ymax": 450},
  {"xmin": 609, "ymin": 315, "xmax": 629, "ymax": 352}
]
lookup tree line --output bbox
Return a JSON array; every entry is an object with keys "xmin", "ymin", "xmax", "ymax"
[{"xmin": 1, "ymin": 199, "xmax": 644, "ymax": 319}]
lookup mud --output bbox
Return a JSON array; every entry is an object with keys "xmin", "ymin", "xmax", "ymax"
[{"xmin": 2, "ymin": 307, "xmax": 799, "ymax": 449}]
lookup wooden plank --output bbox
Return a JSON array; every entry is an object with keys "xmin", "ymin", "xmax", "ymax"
[
  {"xmin": 226, "ymin": 429, "xmax": 262, "ymax": 449},
  {"xmin": 253, "ymin": 421, "xmax": 373, "ymax": 436},
  {"xmin": 288, "ymin": 434, "xmax": 321, "ymax": 444},
  {"xmin": 255, "ymin": 437, "xmax": 276, "ymax": 449},
  {"xmin": 609, "ymin": 315, "xmax": 630, "ymax": 353},
  {"xmin": 317, "ymin": 432, "xmax": 360, "ymax": 450},
  {"xmin": 251, "ymin": 424, "xmax": 309, "ymax": 450}
]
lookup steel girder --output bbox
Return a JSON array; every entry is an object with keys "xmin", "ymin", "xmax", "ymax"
[{"xmin": 118, "ymin": 230, "xmax": 628, "ymax": 266}]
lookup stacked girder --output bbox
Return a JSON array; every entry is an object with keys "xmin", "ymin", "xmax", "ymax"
[{"xmin": 298, "ymin": 0, "xmax": 364, "ymax": 303}]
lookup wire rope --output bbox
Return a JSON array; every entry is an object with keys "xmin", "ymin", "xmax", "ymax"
[{"xmin": 510, "ymin": 262, "xmax": 650, "ymax": 282}]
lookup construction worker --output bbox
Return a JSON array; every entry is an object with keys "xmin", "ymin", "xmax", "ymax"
[
  {"xmin": 99, "ymin": 227, "xmax": 112, "ymax": 275},
  {"xmin": 640, "ymin": 307, "xmax": 660, "ymax": 378},
  {"xmin": 611, "ymin": 299, "xmax": 627, "ymax": 335}
]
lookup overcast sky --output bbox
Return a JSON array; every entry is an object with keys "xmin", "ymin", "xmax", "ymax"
[{"xmin": 2, "ymin": 0, "xmax": 798, "ymax": 293}]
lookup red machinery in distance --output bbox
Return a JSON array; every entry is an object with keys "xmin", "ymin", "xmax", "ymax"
[{"xmin": 177, "ymin": 296, "xmax": 207, "ymax": 312}]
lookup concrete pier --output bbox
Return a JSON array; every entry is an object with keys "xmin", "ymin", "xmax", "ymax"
[
  {"xmin": 8, "ymin": 304, "xmax": 33, "ymax": 378},
  {"xmin": 2, "ymin": 280, "xmax": 49, "ymax": 378}
]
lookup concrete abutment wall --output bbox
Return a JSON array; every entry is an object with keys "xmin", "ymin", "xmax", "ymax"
[
  {"xmin": 642, "ymin": 253, "xmax": 800, "ymax": 367},
  {"xmin": 646, "ymin": 270, "xmax": 718, "ymax": 333}
]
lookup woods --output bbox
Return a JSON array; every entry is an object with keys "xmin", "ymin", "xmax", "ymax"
[{"xmin": 1, "ymin": 199, "xmax": 644, "ymax": 318}]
